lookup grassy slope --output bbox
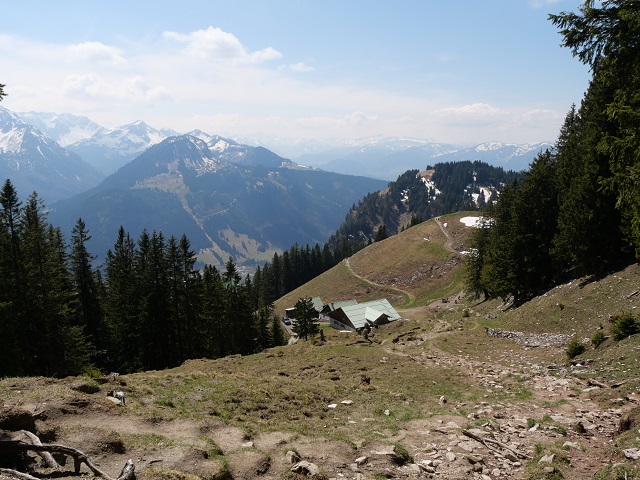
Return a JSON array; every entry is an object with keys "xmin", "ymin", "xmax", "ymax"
[
  {"xmin": 275, "ymin": 211, "xmax": 475, "ymax": 314},
  {"xmin": 2, "ymin": 211, "xmax": 640, "ymax": 479}
]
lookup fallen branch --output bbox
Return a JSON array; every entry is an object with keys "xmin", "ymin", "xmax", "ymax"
[
  {"xmin": 462, "ymin": 429, "xmax": 530, "ymax": 460},
  {"xmin": 20, "ymin": 430, "xmax": 60, "ymax": 469},
  {"xmin": 0, "ymin": 467, "xmax": 40, "ymax": 480},
  {"xmin": 588, "ymin": 378, "xmax": 609, "ymax": 389},
  {"xmin": 0, "ymin": 440, "xmax": 135, "ymax": 480},
  {"xmin": 610, "ymin": 377, "xmax": 640, "ymax": 389}
]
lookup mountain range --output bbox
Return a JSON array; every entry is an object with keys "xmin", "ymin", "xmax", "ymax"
[
  {"xmin": 15, "ymin": 110, "xmax": 552, "ymax": 181},
  {"xmin": 48, "ymin": 134, "xmax": 387, "ymax": 267},
  {"xmin": 0, "ymin": 107, "xmax": 552, "ymax": 265},
  {"xmin": 0, "ymin": 107, "xmax": 103, "ymax": 202},
  {"xmin": 290, "ymin": 136, "xmax": 552, "ymax": 179}
]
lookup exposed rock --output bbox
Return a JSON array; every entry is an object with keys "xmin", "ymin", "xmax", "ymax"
[
  {"xmin": 291, "ymin": 460, "xmax": 320, "ymax": 476},
  {"xmin": 354, "ymin": 456, "xmax": 368, "ymax": 466},
  {"xmin": 624, "ymin": 448, "xmax": 640, "ymax": 460},
  {"xmin": 285, "ymin": 450, "xmax": 301, "ymax": 464},
  {"xmin": 538, "ymin": 453, "xmax": 555, "ymax": 464},
  {"xmin": 105, "ymin": 396, "xmax": 124, "ymax": 406}
]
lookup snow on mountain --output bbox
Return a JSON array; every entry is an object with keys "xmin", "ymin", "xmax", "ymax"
[
  {"xmin": 95, "ymin": 120, "xmax": 167, "ymax": 154},
  {"xmin": 67, "ymin": 120, "xmax": 170, "ymax": 174},
  {"xmin": 17, "ymin": 111, "xmax": 106, "ymax": 146},
  {"xmin": 0, "ymin": 106, "xmax": 103, "ymax": 202},
  {"xmin": 474, "ymin": 141, "xmax": 507, "ymax": 152}
]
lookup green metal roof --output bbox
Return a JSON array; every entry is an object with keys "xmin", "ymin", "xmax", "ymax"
[
  {"xmin": 336, "ymin": 299, "xmax": 401, "ymax": 330},
  {"xmin": 323, "ymin": 299, "xmax": 358, "ymax": 312},
  {"xmin": 311, "ymin": 296, "xmax": 324, "ymax": 310}
]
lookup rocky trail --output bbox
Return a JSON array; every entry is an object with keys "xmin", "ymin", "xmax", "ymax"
[{"xmin": 2, "ymin": 316, "xmax": 638, "ymax": 480}]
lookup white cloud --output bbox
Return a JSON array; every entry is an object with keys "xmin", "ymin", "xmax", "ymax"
[
  {"xmin": 528, "ymin": 0, "xmax": 561, "ymax": 8},
  {"xmin": 163, "ymin": 26, "xmax": 282, "ymax": 64},
  {"xmin": 67, "ymin": 41, "xmax": 127, "ymax": 65},
  {"xmin": 286, "ymin": 62, "xmax": 315, "ymax": 73},
  {"xmin": 62, "ymin": 73, "xmax": 171, "ymax": 103},
  {"xmin": 433, "ymin": 103, "xmax": 507, "ymax": 126},
  {"xmin": 344, "ymin": 111, "xmax": 379, "ymax": 127}
]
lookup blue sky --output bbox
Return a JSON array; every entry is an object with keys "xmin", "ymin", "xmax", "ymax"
[{"xmin": 1, "ymin": 0, "xmax": 590, "ymax": 146}]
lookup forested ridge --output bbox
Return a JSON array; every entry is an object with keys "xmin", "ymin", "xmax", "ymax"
[
  {"xmin": 327, "ymin": 161, "xmax": 520, "ymax": 250},
  {"xmin": 0, "ymin": 180, "xmax": 287, "ymax": 377},
  {"xmin": 466, "ymin": 0, "xmax": 640, "ymax": 303}
]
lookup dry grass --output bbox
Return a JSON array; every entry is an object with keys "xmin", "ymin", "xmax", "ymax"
[
  {"xmin": 3, "ymin": 212, "xmax": 640, "ymax": 480},
  {"xmin": 275, "ymin": 212, "xmax": 477, "ymax": 314}
]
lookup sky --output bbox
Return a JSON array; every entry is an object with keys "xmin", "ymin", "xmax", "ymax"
[{"xmin": 0, "ymin": 1, "xmax": 592, "ymax": 148}]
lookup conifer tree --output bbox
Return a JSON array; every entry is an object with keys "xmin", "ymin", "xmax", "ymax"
[
  {"xmin": 200, "ymin": 264, "xmax": 227, "ymax": 357},
  {"xmin": 255, "ymin": 304, "xmax": 274, "ymax": 351},
  {"xmin": 0, "ymin": 180, "xmax": 22, "ymax": 375},
  {"xmin": 104, "ymin": 227, "xmax": 139, "ymax": 372},
  {"xmin": 551, "ymin": 0, "xmax": 638, "ymax": 263},
  {"xmin": 292, "ymin": 297, "xmax": 319, "ymax": 341},
  {"xmin": 70, "ymin": 218, "xmax": 105, "ymax": 364},
  {"xmin": 21, "ymin": 193, "xmax": 88, "ymax": 375},
  {"xmin": 271, "ymin": 315, "xmax": 287, "ymax": 347},
  {"xmin": 223, "ymin": 257, "xmax": 256, "ymax": 355}
]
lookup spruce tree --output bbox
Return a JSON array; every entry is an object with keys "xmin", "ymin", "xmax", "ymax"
[
  {"xmin": 70, "ymin": 218, "xmax": 105, "ymax": 364},
  {"xmin": 0, "ymin": 180, "xmax": 22, "ymax": 375},
  {"xmin": 200, "ymin": 264, "xmax": 227, "ymax": 357},
  {"xmin": 271, "ymin": 315, "xmax": 287, "ymax": 347},
  {"xmin": 292, "ymin": 297, "xmax": 319, "ymax": 341},
  {"xmin": 104, "ymin": 227, "xmax": 139, "ymax": 372}
]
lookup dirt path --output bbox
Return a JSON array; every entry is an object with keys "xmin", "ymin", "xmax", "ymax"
[
  {"xmin": 2, "ymin": 309, "xmax": 635, "ymax": 480},
  {"xmin": 381, "ymin": 331, "xmax": 627, "ymax": 478},
  {"xmin": 435, "ymin": 217, "xmax": 458, "ymax": 254},
  {"xmin": 344, "ymin": 257, "xmax": 415, "ymax": 302}
]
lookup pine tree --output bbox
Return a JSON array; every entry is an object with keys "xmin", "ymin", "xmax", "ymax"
[
  {"xmin": 465, "ymin": 214, "xmax": 492, "ymax": 300},
  {"xmin": 271, "ymin": 315, "xmax": 287, "ymax": 347},
  {"xmin": 551, "ymin": 0, "xmax": 638, "ymax": 263},
  {"xmin": 255, "ymin": 304, "xmax": 274, "ymax": 351},
  {"xmin": 200, "ymin": 264, "xmax": 227, "ymax": 357},
  {"xmin": 223, "ymin": 257, "xmax": 256, "ymax": 355},
  {"xmin": 104, "ymin": 227, "xmax": 139, "ymax": 372},
  {"xmin": 69, "ymin": 218, "xmax": 105, "ymax": 364},
  {"xmin": 22, "ymin": 193, "xmax": 87, "ymax": 375},
  {"xmin": 0, "ymin": 180, "xmax": 22, "ymax": 375},
  {"xmin": 292, "ymin": 297, "xmax": 319, "ymax": 341},
  {"xmin": 374, "ymin": 224, "xmax": 388, "ymax": 242}
]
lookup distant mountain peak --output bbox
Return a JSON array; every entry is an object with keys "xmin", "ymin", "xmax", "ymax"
[{"xmin": 0, "ymin": 107, "xmax": 103, "ymax": 202}]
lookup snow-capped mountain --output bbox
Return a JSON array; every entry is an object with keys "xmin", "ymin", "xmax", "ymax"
[
  {"xmin": 0, "ymin": 107, "xmax": 103, "ymax": 202},
  {"xmin": 17, "ymin": 111, "xmax": 105, "ymax": 146},
  {"xmin": 451, "ymin": 141, "xmax": 553, "ymax": 170},
  {"xmin": 50, "ymin": 134, "xmax": 387, "ymax": 265},
  {"xmin": 188, "ymin": 130, "xmax": 300, "ymax": 169},
  {"xmin": 292, "ymin": 136, "xmax": 461, "ymax": 179},
  {"xmin": 290, "ymin": 136, "xmax": 552, "ymax": 179},
  {"xmin": 67, "ymin": 120, "xmax": 170, "ymax": 174}
]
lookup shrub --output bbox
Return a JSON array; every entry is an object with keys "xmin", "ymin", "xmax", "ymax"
[
  {"xmin": 391, "ymin": 442, "xmax": 414, "ymax": 465},
  {"xmin": 566, "ymin": 337, "xmax": 586, "ymax": 359},
  {"xmin": 611, "ymin": 312, "xmax": 640, "ymax": 341},
  {"xmin": 83, "ymin": 365, "xmax": 103, "ymax": 379},
  {"xmin": 591, "ymin": 330, "xmax": 606, "ymax": 348}
]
